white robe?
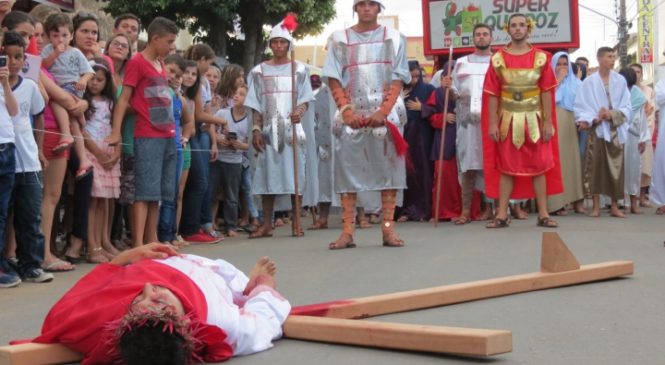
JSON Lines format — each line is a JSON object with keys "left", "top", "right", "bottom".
{"left": 162, "top": 255, "right": 291, "bottom": 356}
{"left": 650, "top": 79, "right": 665, "bottom": 205}
{"left": 246, "top": 61, "right": 319, "bottom": 209}
{"left": 624, "top": 87, "right": 651, "bottom": 196}
{"left": 574, "top": 71, "right": 632, "bottom": 144}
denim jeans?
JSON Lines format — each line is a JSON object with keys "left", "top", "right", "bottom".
{"left": 241, "top": 165, "right": 258, "bottom": 218}
{"left": 11, "top": 171, "right": 45, "bottom": 275}
{"left": 0, "top": 144, "right": 15, "bottom": 273}
{"left": 180, "top": 126, "right": 211, "bottom": 236}
{"left": 158, "top": 148, "right": 183, "bottom": 242}
{"left": 209, "top": 161, "right": 242, "bottom": 231}
{"left": 578, "top": 129, "right": 588, "bottom": 161}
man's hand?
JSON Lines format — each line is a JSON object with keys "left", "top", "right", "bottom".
{"left": 342, "top": 108, "right": 362, "bottom": 129}
{"left": 577, "top": 122, "right": 589, "bottom": 131}
{"left": 488, "top": 121, "right": 499, "bottom": 141}
{"left": 542, "top": 119, "right": 554, "bottom": 142}
{"left": 367, "top": 109, "right": 387, "bottom": 128}
{"left": 639, "top": 142, "right": 646, "bottom": 154}
{"left": 598, "top": 107, "right": 611, "bottom": 121}
{"left": 445, "top": 112, "right": 456, "bottom": 124}
{"left": 110, "top": 243, "right": 181, "bottom": 266}
{"left": 290, "top": 111, "right": 302, "bottom": 124}
{"left": 252, "top": 130, "right": 266, "bottom": 153}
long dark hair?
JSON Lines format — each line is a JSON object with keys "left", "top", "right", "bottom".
{"left": 70, "top": 11, "right": 99, "bottom": 47}
{"left": 83, "top": 57, "right": 115, "bottom": 120}
{"left": 104, "top": 33, "right": 132, "bottom": 77}
{"left": 182, "top": 60, "right": 200, "bottom": 101}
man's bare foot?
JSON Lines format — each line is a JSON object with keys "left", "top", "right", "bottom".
{"left": 243, "top": 257, "right": 277, "bottom": 295}
{"left": 610, "top": 206, "right": 625, "bottom": 218}
{"left": 630, "top": 206, "right": 643, "bottom": 214}
{"left": 248, "top": 256, "right": 277, "bottom": 279}
{"left": 588, "top": 207, "right": 601, "bottom": 217}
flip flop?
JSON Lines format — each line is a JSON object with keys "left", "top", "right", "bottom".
{"left": 486, "top": 218, "right": 509, "bottom": 229}
{"left": 42, "top": 259, "right": 75, "bottom": 272}
{"left": 75, "top": 166, "right": 93, "bottom": 181}
{"left": 537, "top": 216, "right": 559, "bottom": 228}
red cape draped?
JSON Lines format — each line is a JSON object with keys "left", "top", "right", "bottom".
{"left": 32, "top": 260, "right": 233, "bottom": 364}
{"left": 481, "top": 47, "right": 563, "bottom": 199}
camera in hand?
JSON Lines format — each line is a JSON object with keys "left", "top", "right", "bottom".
{"left": 228, "top": 132, "right": 238, "bottom": 140}
{"left": 0, "top": 56, "right": 7, "bottom": 68}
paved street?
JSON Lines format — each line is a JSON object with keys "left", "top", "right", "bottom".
{"left": 1, "top": 211, "right": 664, "bottom": 365}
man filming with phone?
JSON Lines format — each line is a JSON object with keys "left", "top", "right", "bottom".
{"left": 211, "top": 84, "right": 250, "bottom": 237}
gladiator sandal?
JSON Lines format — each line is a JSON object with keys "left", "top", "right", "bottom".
{"left": 329, "top": 193, "right": 357, "bottom": 250}
{"left": 381, "top": 189, "right": 404, "bottom": 247}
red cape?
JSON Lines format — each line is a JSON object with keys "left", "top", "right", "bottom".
{"left": 481, "top": 47, "right": 563, "bottom": 199}
{"left": 32, "top": 260, "right": 233, "bottom": 364}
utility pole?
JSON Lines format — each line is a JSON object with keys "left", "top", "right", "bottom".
{"left": 617, "top": 0, "right": 630, "bottom": 67}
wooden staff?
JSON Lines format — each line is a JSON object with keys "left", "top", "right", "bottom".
{"left": 433, "top": 42, "right": 454, "bottom": 227}
{"left": 291, "top": 48, "right": 302, "bottom": 236}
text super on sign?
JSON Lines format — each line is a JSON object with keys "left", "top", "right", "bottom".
{"left": 423, "top": 0, "right": 580, "bottom": 55}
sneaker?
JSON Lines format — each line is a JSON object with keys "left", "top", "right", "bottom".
{"left": 183, "top": 230, "right": 223, "bottom": 244}
{"left": 22, "top": 268, "right": 54, "bottom": 283}
{"left": 0, "top": 271, "right": 21, "bottom": 288}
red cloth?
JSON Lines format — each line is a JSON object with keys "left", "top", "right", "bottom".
{"left": 33, "top": 260, "right": 233, "bottom": 364}
{"left": 123, "top": 53, "right": 175, "bottom": 138}
{"left": 481, "top": 47, "right": 563, "bottom": 199}
{"left": 431, "top": 158, "right": 482, "bottom": 220}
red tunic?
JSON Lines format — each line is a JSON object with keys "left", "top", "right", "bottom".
{"left": 481, "top": 47, "right": 563, "bottom": 199}
{"left": 32, "top": 261, "right": 233, "bottom": 364}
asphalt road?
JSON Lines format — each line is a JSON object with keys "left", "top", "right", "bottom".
{"left": 1, "top": 210, "right": 664, "bottom": 365}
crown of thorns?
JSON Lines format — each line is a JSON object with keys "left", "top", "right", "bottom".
{"left": 502, "top": 16, "right": 536, "bottom": 33}
{"left": 107, "top": 310, "right": 204, "bottom": 365}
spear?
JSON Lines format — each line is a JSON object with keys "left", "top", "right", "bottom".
{"left": 284, "top": 13, "right": 302, "bottom": 236}
{"left": 433, "top": 40, "right": 454, "bottom": 227}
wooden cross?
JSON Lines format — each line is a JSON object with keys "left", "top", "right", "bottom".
{"left": 0, "top": 233, "right": 633, "bottom": 364}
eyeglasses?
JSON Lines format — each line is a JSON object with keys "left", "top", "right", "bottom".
{"left": 110, "top": 40, "right": 129, "bottom": 50}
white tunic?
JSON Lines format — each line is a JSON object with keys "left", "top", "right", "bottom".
{"left": 245, "top": 61, "right": 318, "bottom": 206}
{"left": 452, "top": 54, "right": 490, "bottom": 177}
{"left": 650, "top": 79, "right": 665, "bottom": 205}
{"left": 624, "top": 87, "right": 651, "bottom": 196}
{"left": 161, "top": 255, "right": 291, "bottom": 356}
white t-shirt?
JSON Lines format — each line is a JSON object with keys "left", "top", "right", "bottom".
{"left": 4, "top": 77, "right": 46, "bottom": 172}
{"left": 0, "top": 89, "right": 14, "bottom": 144}
{"left": 215, "top": 107, "right": 249, "bottom": 164}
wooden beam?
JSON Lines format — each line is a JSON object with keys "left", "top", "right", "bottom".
{"left": 283, "top": 315, "right": 512, "bottom": 357}
{"left": 0, "top": 343, "right": 81, "bottom": 365}
{"left": 541, "top": 232, "right": 581, "bottom": 272}
{"left": 291, "top": 261, "right": 633, "bottom": 319}
{"left": 0, "top": 314, "right": 513, "bottom": 364}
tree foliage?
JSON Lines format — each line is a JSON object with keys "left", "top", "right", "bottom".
{"left": 103, "top": 0, "right": 336, "bottom": 70}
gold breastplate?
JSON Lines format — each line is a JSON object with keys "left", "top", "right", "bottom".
{"left": 492, "top": 51, "right": 548, "bottom": 148}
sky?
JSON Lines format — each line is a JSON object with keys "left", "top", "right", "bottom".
{"left": 296, "top": 0, "right": 637, "bottom": 67}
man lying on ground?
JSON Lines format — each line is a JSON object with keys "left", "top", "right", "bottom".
{"left": 31, "top": 243, "right": 291, "bottom": 364}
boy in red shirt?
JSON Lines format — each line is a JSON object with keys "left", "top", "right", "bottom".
{"left": 107, "top": 17, "right": 179, "bottom": 247}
